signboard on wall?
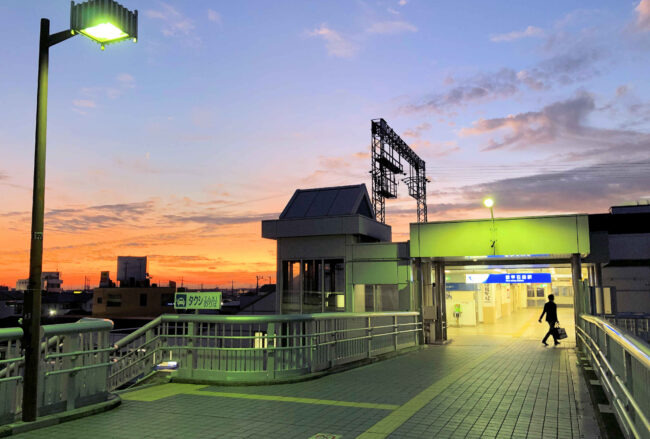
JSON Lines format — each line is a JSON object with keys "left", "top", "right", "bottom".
{"left": 466, "top": 273, "right": 552, "bottom": 284}
{"left": 174, "top": 292, "right": 222, "bottom": 310}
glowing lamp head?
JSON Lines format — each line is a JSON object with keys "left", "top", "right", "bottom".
{"left": 80, "top": 22, "right": 128, "bottom": 43}
{"left": 483, "top": 198, "right": 494, "bottom": 208}
{"left": 71, "top": 0, "right": 138, "bottom": 49}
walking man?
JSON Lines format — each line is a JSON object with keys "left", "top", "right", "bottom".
{"left": 538, "top": 294, "right": 559, "bottom": 346}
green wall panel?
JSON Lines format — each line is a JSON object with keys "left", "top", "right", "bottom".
{"left": 410, "top": 214, "right": 590, "bottom": 258}
{"left": 352, "top": 261, "right": 398, "bottom": 284}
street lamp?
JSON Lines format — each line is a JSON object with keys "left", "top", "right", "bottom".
{"left": 23, "top": 0, "right": 137, "bottom": 422}
{"left": 483, "top": 198, "right": 496, "bottom": 254}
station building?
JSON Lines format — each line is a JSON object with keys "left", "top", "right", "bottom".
{"left": 262, "top": 184, "right": 650, "bottom": 341}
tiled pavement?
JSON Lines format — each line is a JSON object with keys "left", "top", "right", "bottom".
{"left": 15, "top": 308, "right": 600, "bottom": 438}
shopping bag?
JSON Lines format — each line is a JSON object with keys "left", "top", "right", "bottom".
{"left": 555, "top": 324, "right": 568, "bottom": 340}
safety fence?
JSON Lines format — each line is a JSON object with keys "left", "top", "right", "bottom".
{"left": 109, "top": 312, "right": 421, "bottom": 390}
{"left": 0, "top": 328, "right": 23, "bottom": 424}
{"left": 0, "top": 319, "right": 113, "bottom": 425}
{"left": 577, "top": 314, "right": 650, "bottom": 439}
{"left": 0, "top": 313, "right": 420, "bottom": 424}
{"left": 606, "top": 315, "right": 650, "bottom": 343}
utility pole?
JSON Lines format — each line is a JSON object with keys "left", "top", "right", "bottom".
{"left": 256, "top": 275, "right": 265, "bottom": 294}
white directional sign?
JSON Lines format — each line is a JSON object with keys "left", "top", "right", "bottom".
{"left": 174, "top": 292, "right": 222, "bottom": 310}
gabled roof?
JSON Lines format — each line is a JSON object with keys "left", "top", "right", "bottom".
{"left": 279, "top": 184, "right": 375, "bottom": 219}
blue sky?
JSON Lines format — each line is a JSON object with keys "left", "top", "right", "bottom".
{"left": 1, "top": 1, "right": 649, "bottom": 287}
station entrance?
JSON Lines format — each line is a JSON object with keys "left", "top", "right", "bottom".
{"left": 410, "top": 213, "right": 591, "bottom": 343}
{"left": 443, "top": 264, "right": 586, "bottom": 342}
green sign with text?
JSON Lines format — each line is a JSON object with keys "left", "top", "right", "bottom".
{"left": 174, "top": 292, "right": 222, "bottom": 310}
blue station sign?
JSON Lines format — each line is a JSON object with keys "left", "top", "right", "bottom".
{"left": 466, "top": 273, "right": 552, "bottom": 284}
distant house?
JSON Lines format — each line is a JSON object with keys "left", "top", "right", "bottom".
{"left": 92, "top": 286, "right": 176, "bottom": 319}
{"left": 15, "top": 272, "right": 63, "bottom": 293}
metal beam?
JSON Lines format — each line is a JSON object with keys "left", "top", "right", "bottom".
{"left": 371, "top": 118, "right": 428, "bottom": 224}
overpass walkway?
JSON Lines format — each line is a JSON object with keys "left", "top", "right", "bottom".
{"left": 15, "top": 308, "right": 601, "bottom": 439}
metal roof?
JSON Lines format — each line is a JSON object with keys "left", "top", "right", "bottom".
{"left": 279, "top": 184, "right": 375, "bottom": 219}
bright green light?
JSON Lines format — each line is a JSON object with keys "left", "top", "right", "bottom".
{"left": 80, "top": 22, "right": 128, "bottom": 43}
{"left": 483, "top": 198, "right": 494, "bottom": 208}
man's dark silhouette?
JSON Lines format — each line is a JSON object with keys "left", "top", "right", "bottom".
{"left": 538, "top": 294, "right": 559, "bottom": 346}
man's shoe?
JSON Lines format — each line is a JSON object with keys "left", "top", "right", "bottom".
{"left": 554, "top": 342, "right": 560, "bottom": 346}
{"left": 542, "top": 342, "right": 548, "bottom": 346}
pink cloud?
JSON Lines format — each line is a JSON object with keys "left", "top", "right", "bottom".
{"left": 636, "top": 0, "right": 650, "bottom": 31}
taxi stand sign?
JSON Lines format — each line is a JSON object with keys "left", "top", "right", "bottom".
{"left": 174, "top": 292, "right": 222, "bottom": 310}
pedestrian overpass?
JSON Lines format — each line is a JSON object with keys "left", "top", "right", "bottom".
{"left": 2, "top": 207, "right": 648, "bottom": 437}
{"left": 1, "top": 304, "right": 648, "bottom": 438}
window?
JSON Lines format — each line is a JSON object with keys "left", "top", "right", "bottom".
{"left": 140, "top": 293, "right": 147, "bottom": 307}
{"left": 324, "top": 259, "right": 345, "bottom": 312}
{"left": 97, "top": 297, "right": 103, "bottom": 304}
{"left": 365, "top": 285, "right": 374, "bottom": 312}
{"left": 106, "top": 294, "right": 121, "bottom": 307}
{"left": 302, "top": 260, "right": 322, "bottom": 313}
{"left": 364, "top": 284, "right": 399, "bottom": 312}
{"left": 282, "top": 261, "right": 301, "bottom": 313}
{"left": 281, "top": 258, "right": 345, "bottom": 314}
{"left": 380, "top": 285, "right": 399, "bottom": 311}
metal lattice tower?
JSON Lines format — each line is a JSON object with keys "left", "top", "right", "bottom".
{"left": 371, "top": 118, "right": 428, "bottom": 223}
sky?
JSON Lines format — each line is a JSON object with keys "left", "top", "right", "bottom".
{"left": 1, "top": 1, "right": 649, "bottom": 289}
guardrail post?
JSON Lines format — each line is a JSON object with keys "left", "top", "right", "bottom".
{"left": 65, "top": 333, "right": 80, "bottom": 411}
{"left": 309, "top": 321, "right": 316, "bottom": 374}
{"left": 367, "top": 316, "right": 372, "bottom": 358}
{"left": 187, "top": 321, "right": 195, "bottom": 379}
{"left": 267, "top": 323, "right": 275, "bottom": 380}
{"left": 145, "top": 327, "right": 155, "bottom": 368}
{"left": 393, "top": 315, "right": 398, "bottom": 352}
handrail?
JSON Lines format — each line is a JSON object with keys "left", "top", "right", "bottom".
{"left": 113, "top": 312, "right": 419, "bottom": 350}
{"left": 43, "top": 319, "right": 114, "bottom": 335}
{"left": 109, "top": 312, "right": 421, "bottom": 390}
{"left": 580, "top": 314, "right": 650, "bottom": 367}
{"left": 161, "top": 311, "right": 419, "bottom": 323}
{"left": 113, "top": 315, "right": 162, "bottom": 349}
{"left": 0, "top": 328, "right": 23, "bottom": 341}
{"left": 578, "top": 314, "right": 650, "bottom": 439}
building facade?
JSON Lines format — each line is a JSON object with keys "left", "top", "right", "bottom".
{"left": 263, "top": 184, "right": 649, "bottom": 341}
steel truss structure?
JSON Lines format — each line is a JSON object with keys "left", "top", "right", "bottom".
{"left": 371, "top": 118, "right": 428, "bottom": 223}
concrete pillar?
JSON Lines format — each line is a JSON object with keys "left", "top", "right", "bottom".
{"left": 418, "top": 259, "right": 436, "bottom": 344}
{"left": 571, "top": 253, "right": 584, "bottom": 322}
{"left": 595, "top": 263, "right": 605, "bottom": 315}
{"left": 433, "top": 261, "right": 447, "bottom": 342}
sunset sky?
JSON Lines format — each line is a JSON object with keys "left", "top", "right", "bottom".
{"left": 1, "top": 1, "right": 649, "bottom": 289}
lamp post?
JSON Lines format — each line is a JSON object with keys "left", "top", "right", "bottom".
{"left": 23, "top": 0, "right": 137, "bottom": 422}
{"left": 483, "top": 198, "right": 496, "bottom": 254}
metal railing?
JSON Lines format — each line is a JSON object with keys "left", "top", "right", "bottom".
{"left": 0, "top": 319, "right": 113, "bottom": 425}
{"left": 109, "top": 312, "right": 421, "bottom": 390}
{"left": 40, "top": 320, "right": 114, "bottom": 415}
{"left": 607, "top": 316, "right": 650, "bottom": 343}
{"left": 577, "top": 314, "right": 650, "bottom": 439}
{"left": 0, "top": 328, "right": 24, "bottom": 424}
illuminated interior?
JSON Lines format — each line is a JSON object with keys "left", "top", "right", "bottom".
{"left": 444, "top": 265, "right": 586, "bottom": 328}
